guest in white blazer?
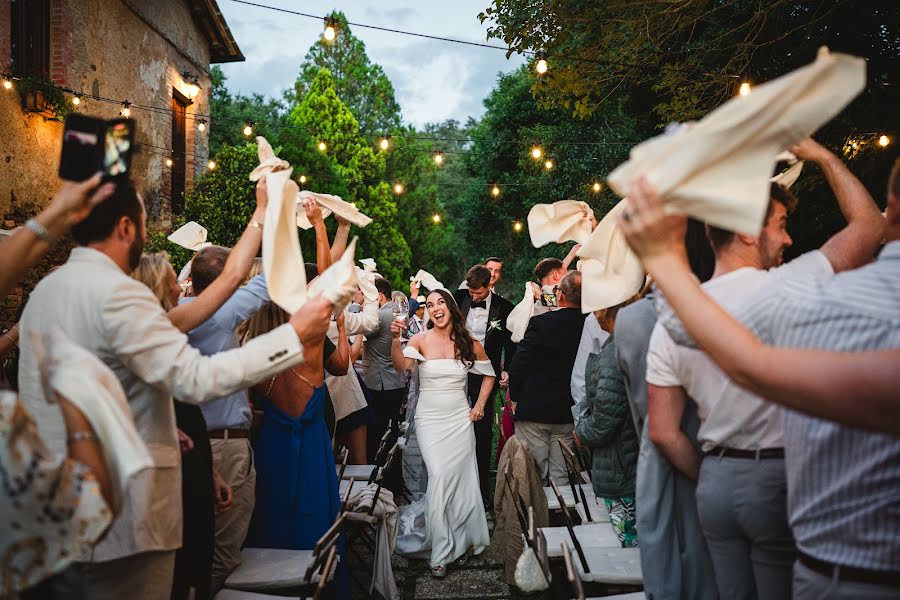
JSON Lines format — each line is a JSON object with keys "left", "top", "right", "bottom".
{"left": 17, "top": 180, "right": 333, "bottom": 599}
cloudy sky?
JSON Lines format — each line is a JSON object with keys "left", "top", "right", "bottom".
{"left": 217, "top": 1, "right": 526, "bottom": 128}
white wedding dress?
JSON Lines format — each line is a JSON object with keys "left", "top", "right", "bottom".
{"left": 396, "top": 347, "right": 493, "bottom": 567}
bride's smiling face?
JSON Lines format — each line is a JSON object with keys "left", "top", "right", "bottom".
{"left": 426, "top": 292, "right": 451, "bottom": 329}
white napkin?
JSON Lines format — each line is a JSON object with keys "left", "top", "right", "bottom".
{"left": 506, "top": 283, "right": 536, "bottom": 343}
{"left": 296, "top": 190, "right": 373, "bottom": 230}
{"left": 410, "top": 269, "right": 443, "bottom": 292}
{"left": 607, "top": 47, "right": 866, "bottom": 235}
{"left": 167, "top": 221, "right": 212, "bottom": 252}
{"left": 32, "top": 329, "right": 153, "bottom": 510}
{"left": 307, "top": 238, "right": 361, "bottom": 316}
{"left": 527, "top": 200, "right": 595, "bottom": 247}
{"left": 262, "top": 169, "right": 308, "bottom": 313}
{"left": 249, "top": 136, "right": 290, "bottom": 182}
{"left": 578, "top": 199, "right": 646, "bottom": 312}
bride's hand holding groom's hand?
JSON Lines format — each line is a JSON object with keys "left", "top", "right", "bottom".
{"left": 469, "top": 404, "right": 485, "bottom": 422}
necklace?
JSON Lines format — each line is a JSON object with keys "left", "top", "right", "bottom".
{"left": 265, "top": 368, "right": 315, "bottom": 396}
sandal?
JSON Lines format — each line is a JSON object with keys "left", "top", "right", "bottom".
{"left": 431, "top": 564, "right": 447, "bottom": 578}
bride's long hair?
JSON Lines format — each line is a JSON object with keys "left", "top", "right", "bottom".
{"left": 426, "top": 288, "right": 477, "bottom": 367}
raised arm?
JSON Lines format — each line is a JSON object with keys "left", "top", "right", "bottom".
{"left": 390, "top": 321, "right": 418, "bottom": 373}
{"left": 791, "top": 138, "right": 884, "bottom": 272}
{"left": 0, "top": 174, "right": 113, "bottom": 299}
{"left": 562, "top": 243, "right": 582, "bottom": 271}
{"left": 621, "top": 176, "right": 900, "bottom": 435}
{"left": 330, "top": 214, "right": 351, "bottom": 263}
{"left": 305, "top": 200, "right": 332, "bottom": 274}
{"left": 325, "top": 313, "right": 350, "bottom": 376}
{"left": 166, "top": 179, "right": 268, "bottom": 333}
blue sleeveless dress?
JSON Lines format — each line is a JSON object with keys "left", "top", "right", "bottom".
{"left": 245, "top": 385, "right": 347, "bottom": 597}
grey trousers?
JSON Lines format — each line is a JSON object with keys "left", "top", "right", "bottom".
{"left": 79, "top": 550, "right": 175, "bottom": 599}
{"left": 515, "top": 420, "right": 574, "bottom": 484}
{"left": 695, "top": 455, "right": 795, "bottom": 600}
{"left": 794, "top": 559, "right": 900, "bottom": 599}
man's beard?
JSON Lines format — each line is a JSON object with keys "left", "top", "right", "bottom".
{"left": 127, "top": 234, "right": 144, "bottom": 271}
{"left": 758, "top": 232, "right": 783, "bottom": 269}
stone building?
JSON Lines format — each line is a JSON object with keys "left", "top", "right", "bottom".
{"left": 0, "top": 0, "right": 242, "bottom": 327}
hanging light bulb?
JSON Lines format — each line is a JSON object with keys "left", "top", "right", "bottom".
{"left": 879, "top": 135, "right": 890, "bottom": 147}
{"left": 165, "top": 157, "right": 173, "bottom": 167}
{"left": 531, "top": 146, "right": 542, "bottom": 160}
{"left": 243, "top": 122, "right": 253, "bottom": 137}
{"left": 432, "top": 214, "right": 441, "bottom": 224}
{"left": 379, "top": 136, "right": 390, "bottom": 151}
{"left": 121, "top": 101, "right": 131, "bottom": 118}
{"left": 534, "top": 51, "right": 548, "bottom": 75}
{"left": 491, "top": 185, "right": 500, "bottom": 197}
{"left": 513, "top": 221, "right": 523, "bottom": 232}
{"left": 592, "top": 182, "right": 602, "bottom": 192}
{"left": 433, "top": 151, "right": 444, "bottom": 165}
{"left": 207, "top": 160, "right": 216, "bottom": 170}
{"left": 299, "top": 174, "right": 307, "bottom": 184}
{"left": 318, "top": 141, "right": 327, "bottom": 152}
{"left": 544, "top": 159, "right": 553, "bottom": 171}
{"left": 323, "top": 16, "right": 337, "bottom": 42}
{"left": 739, "top": 82, "right": 751, "bottom": 96}
{"left": 2, "top": 78, "right": 11, "bottom": 90}
{"left": 72, "top": 93, "right": 81, "bottom": 106}
{"left": 393, "top": 182, "right": 404, "bottom": 195}
{"left": 197, "top": 119, "right": 207, "bottom": 132}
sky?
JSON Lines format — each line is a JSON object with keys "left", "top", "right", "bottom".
{"left": 216, "top": 0, "right": 526, "bottom": 128}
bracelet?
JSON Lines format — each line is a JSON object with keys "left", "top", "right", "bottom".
{"left": 67, "top": 430, "right": 97, "bottom": 445}
{"left": 25, "top": 218, "right": 58, "bottom": 245}
{"left": 249, "top": 220, "right": 263, "bottom": 230}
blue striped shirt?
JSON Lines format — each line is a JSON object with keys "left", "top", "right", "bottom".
{"left": 745, "top": 241, "right": 900, "bottom": 570}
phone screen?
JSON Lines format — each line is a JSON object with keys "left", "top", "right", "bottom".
{"left": 103, "top": 121, "right": 132, "bottom": 178}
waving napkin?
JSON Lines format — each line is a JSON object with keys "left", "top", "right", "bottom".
{"left": 527, "top": 200, "right": 595, "bottom": 247}
{"left": 308, "top": 238, "right": 361, "bottom": 315}
{"left": 33, "top": 329, "right": 153, "bottom": 510}
{"left": 410, "top": 269, "right": 443, "bottom": 292}
{"left": 356, "top": 259, "right": 380, "bottom": 302}
{"left": 607, "top": 47, "right": 866, "bottom": 236}
{"left": 262, "top": 169, "right": 308, "bottom": 313}
{"left": 249, "top": 136, "right": 289, "bottom": 182}
{"left": 167, "top": 221, "right": 212, "bottom": 252}
{"left": 578, "top": 200, "right": 646, "bottom": 312}
{"left": 506, "top": 283, "right": 536, "bottom": 343}
{"left": 296, "top": 190, "right": 373, "bottom": 230}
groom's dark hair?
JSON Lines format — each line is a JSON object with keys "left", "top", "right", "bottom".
{"left": 374, "top": 277, "right": 392, "bottom": 298}
{"left": 465, "top": 265, "right": 491, "bottom": 289}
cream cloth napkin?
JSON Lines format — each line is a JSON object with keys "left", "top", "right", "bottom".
{"left": 296, "top": 190, "right": 373, "bottom": 230}
{"left": 506, "top": 283, "right": 536, "bottom": 343}
{"left": 607, "top": 47, "right": 866, "bottom": 236}
{"left": 167, "top": 221, "right": 211, "bottom": 251}
{"left": 307, "top": 238, "right": 360, "bottom": 316}
{"left": 527, "top": 200, "right": 595, "bottom": 247}
{"left": 410, "top": 269, "right": 443, "bottom": 292}
{"left": 32, "top": 329, "right": 153, "bottom": 510}
{"left": 357, "top": 259, "right": 380, "bottom": 303}
{"left": 578, "top": 199, "right": 646, "bottom": 312}
{"left": 249, "top": 136, "right": 289, "bottom": 182}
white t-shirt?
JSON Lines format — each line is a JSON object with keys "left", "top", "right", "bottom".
{"left": 646, "top": 251, "right": 833, "bottom": 452}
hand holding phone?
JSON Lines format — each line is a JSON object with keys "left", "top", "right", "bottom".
{"left": 59, "top": 114, "right": 135, "bottom": 182}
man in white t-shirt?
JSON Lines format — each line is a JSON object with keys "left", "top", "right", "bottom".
{"left": 645, "top": 138, "right": 885, "bottom": 600}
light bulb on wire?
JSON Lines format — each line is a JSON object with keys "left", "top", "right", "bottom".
{"left": 165, "top": 157, "right": 173, "bottom": 167}
{"left": 544, "top": 159, "right": 553, "bottom": 171}
{"left": 432, "top": 214, "right": 441, "bottom": 224}
{"left": 2, "top": 78, "right": 11, "bottom": 90}
{"left": 72, "top": 94, "right": 81, "bottom": 106}
{"left": 534, "top": 51, "right": 548, "bottom": 75}
{"left": 243, "top": 122, "right": 253, "bottom": 137}
{"left": 513, "top": 221, "right": 523, "bottom": 233}
{"left": 207, "top": 160, "right": 216, "bottom": 170}
{"left": 592, "top": 182, "right": 602, "bottom": 192}
{"left": 121, "top": 101, "right": 131, "bottom": 118}
{"left": 393, "top": 182, "right": 404, "bottom": 195}
{"left": 433, "top": 151, "right": 444, "bottom": 165}
{"left": 491, "top": 185, "right": 500, "bottom": 197}
{"left": 739, "top": 82, "right": 751, "bottom": 96}
{"left": 323, "top": 16, "right": 337, "bottom": 42}
{"left": 531, "top": 146, "right": 542, "bottom": 160}
{"left": 879, "top": 135, "right": 890, "bottom": 147}
{"left": 318, "top": 141, "right": 327, "bottom": 152}
{"left": 299, "top": 174, "right": 307, "bottom": 184}
{"left": 197, "top": 119, "right": 207, "bottom": 132}
{"left": 379, "top": 136, "right": 390, "bottom": 151}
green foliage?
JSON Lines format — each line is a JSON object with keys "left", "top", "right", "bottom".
{"left": 289, "top": 12, "right": 402, "bottom": 134}
{"left": 15, "top": 76, "right": 76, "bottom": 121}
{"left": 208, "top": 66, "right": 288, "bottom": 156}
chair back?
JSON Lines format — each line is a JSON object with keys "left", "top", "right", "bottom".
{"left": 549, "top": 480, "right": 590, "bottom": 573}
{"left": 561, "top": 541, "right": 586, "bottom": 600}
{"left": 310, "top": 544, "right": 339, "bottom": 600}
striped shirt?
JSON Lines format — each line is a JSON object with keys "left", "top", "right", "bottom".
{"left": 744, "top": 240, "right": 900, "bottom": 570}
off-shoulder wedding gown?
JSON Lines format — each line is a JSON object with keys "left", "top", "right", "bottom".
{"left": 396, "top": 347, "right": 493, "bottom": 567}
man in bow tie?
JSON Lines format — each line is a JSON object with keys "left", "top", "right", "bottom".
{"left": 453, "top": 265, "right": 516, "bottom": 506}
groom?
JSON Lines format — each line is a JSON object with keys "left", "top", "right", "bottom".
{"left": 454, "top": 264, "right": 516, "bottom": 506}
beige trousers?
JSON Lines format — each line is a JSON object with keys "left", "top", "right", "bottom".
{"left": 515, "top": 420, "right": 575, "bottom": 484}
{"left": 209, "top": 437, "right": 256, "bottom": 594}
{"left": 79, "top": 550, "right": 175, "bottom": 599}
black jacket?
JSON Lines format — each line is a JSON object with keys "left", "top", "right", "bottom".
{"left": 453, "top": 289, "right": 516, "bottom": 377}
{"left": 509, "top": 307, "right": 584, "bottom": 424}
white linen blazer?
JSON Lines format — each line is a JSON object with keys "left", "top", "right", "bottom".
{"left": 18, "top": 247, "right": 305, "bottom": 562}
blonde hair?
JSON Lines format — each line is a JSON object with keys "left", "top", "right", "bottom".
{"left": 245, "top": 257, "right": 264, "bottom": 284}
{"left": 132, "top": 252, "right": 176, "bottom": 311}
{"left": 239, "top": 300, "right": 288, "bottom": 346}
{"left": 596, "top": 291, "right": 644, "bottom": 334}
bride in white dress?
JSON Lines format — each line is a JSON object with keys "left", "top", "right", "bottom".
{"left": 389, "top": 288, "right": 496, "bottom": 577}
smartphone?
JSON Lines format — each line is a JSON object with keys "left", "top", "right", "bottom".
{"left": 59, "top": 114, "right": 135, "bottom": 182}
{"left": 540, "top": 292, "right": 558, "bottom": 308}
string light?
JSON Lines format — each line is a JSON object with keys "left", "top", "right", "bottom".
{"left": 323, "top": 16, "right": 337, "bottom": 42}
{"left": 71, "top": 93, "right": 81, "bottom": 106}
{"left": 531, "top": 146, "right": 542, "bottom": 159}
{"left": 121, "top": 101, "right": 131, "bottom": 117}
{"left": 318, "top": 141, "right": 327, "bottom": 152}
{"left": 544, "top": 159, "right": 553, "bottom": 170}
{"left": 433, "top": 150, "right": 444, "bottom": 165}
{"left": 299, "top": 174, "right": 307, "bottom": 184}
{"left": 739, "top": 82, "right": 751, "bottom": 96}
{"left": 207, "top": 160, "right": 216, "bottom": 170}
{"left": 243, "top": 122, "right": 254, "bottom": 136}
{"left": 379, "top": 136, "right": 390, "bottom": 151}
{"left": 592, "top": 182, "right": 602, "bottom": 192}
{"left": 879, "top": 135, "right": 890, "bottom": 147}
{"left": 197, "top": 119, "right": 207, "bottom": 132}
{"left": 393, "top": 182, "right": 404, "bottom": 194}
{"left": 534, "top": 51, "right": 548, "bottom": 75}
{"left": 165, "top": 157, "right": 173, "bottom": 167}
{"left": 491, "top": 185, "right": 501, "bottom": 197}
{"left": 513, "top": 221, "right": 523, "bottom": 232}
{"left": 432, "top": 214, "right": 441, "bottom": 223}
{"left": 2, "top": 78, "right": 11, "bottom": 90}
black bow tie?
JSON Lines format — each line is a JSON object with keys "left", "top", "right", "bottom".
{"left": 471, "top": 300, "right": 487, "bottom": 309}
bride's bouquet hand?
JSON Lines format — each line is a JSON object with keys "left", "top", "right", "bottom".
{"left": 469, "top": 406, "right": 485, "bottom": 421}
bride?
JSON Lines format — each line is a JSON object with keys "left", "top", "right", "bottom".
{"left": 390, "top": 288, "right": 496, "bottom": 577}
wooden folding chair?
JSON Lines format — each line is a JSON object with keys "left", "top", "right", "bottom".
{"left": 559, "top": 440, "right": 595, "bottom": 522}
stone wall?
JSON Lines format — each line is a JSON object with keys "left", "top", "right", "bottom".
{"left": 0, "top": 0, "right": 217, "bottom": 328}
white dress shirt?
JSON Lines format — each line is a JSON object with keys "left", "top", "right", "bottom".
{"left": 465, "top": 292, "right": 492, "bottom": 343}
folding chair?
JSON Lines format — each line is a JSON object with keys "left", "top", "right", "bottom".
{"left": 222, "top": 513, "right": 345, "bottom": 595}
{"left": 549, "top": 480, "right": 591, "bottom": 575}
{"left": 558, "top": 440, "right": 596, "bottom": 523}
{"left": 216, "top": 545, "right": 338, "bottom": 600}
{"left": 338, "top": 426, "right": 392, "bottom": 482}
{"left": 336, "top": 447, "right": 349, "bottom": 482}
{"left": 502, "top": 472, "right": 552, "bottom": 588}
